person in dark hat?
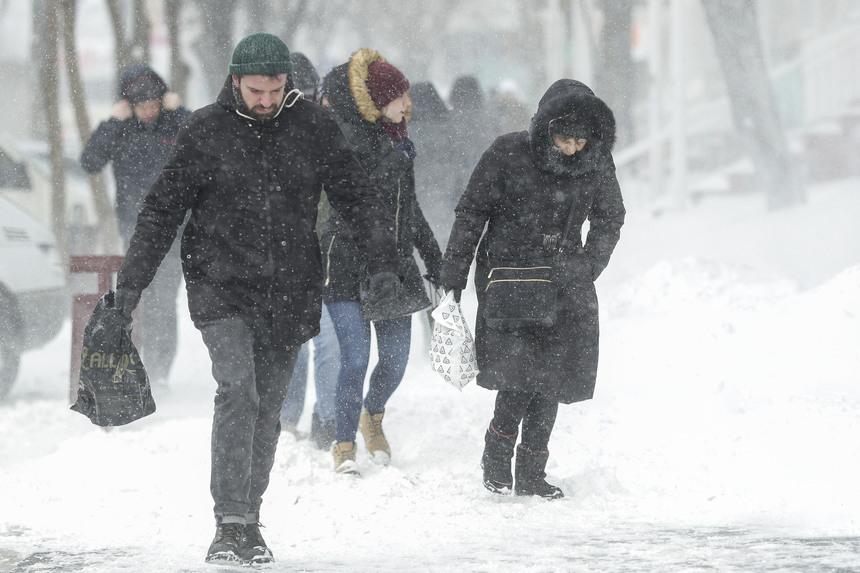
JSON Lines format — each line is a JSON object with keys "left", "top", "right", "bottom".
{"left": 320, "top": 49, "right": 442, "bottom": 476}
{"left": 109, "top": 33, "right": 400, "bottom": 565}
{"left": 278, "top": 52, "right": 340, "bottom": 450}
{"left": 440, "top": 79, "right": 626, "bottom": 500}
{"left": 290, "top": 52, "right": 320, "bottom": 102}
{"left": 80, "top": 63, "right": 190, "bottom": 387}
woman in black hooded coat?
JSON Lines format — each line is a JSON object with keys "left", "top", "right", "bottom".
{"left": 320, "top": 49, "right": 442, "bottom": 475}
{"left": 440, "top": 79, "right": 625, "bottom": 498}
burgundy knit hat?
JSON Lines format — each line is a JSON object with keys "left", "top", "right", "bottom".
{"left": 366, "top": 61, "right": 410, "bottom": 108}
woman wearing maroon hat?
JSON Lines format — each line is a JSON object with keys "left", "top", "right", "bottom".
{"left": 320, "top": 49, "right": 442, "bottom": 475}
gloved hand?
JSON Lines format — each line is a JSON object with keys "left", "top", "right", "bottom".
{"left": 113, "top": 288, "right": 141, "bottom": 319}
{"left": 441, "top": 285, "right": 461, "bottom": 303}
{"left": 423, "top": 261, "right": 442, "bottom": 289}
{"left": 393, "top": 137, "right": 417, "bottom": 160}
{"left": 365, "top": 271, "right": 401, "bottom": 306}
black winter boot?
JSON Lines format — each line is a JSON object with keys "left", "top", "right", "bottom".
{"left": 311, "top": 411, "right": 336, "bottom": 450}
{"left": 514, "top": 445, "right": 564, "bottom": 500}
{"left": 240, "top": 522, "right": 274, "bottom": 564}
{"left": 481, "top": 424, "right": 518, "bottom": 494}
{"left": 206, "top": 522, "right": 244, "bottom": 563}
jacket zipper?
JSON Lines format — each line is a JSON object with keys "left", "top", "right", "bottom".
{"left": 395, "top": 178, "right": 402, "bottom": 250}
{"left": 324, "top": 235, "right": 335, "bottom": 286}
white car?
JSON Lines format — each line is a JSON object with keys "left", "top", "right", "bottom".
{"left": 0, "top": 157, "right": 67, "bottom": 400}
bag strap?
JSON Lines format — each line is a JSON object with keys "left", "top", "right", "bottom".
{"left": 556, "top": 195, "right": 579, "bottom": 255}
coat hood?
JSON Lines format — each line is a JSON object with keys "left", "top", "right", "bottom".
{"left": 119, "top": 63, "right": 168, "bottom": 104}
{"left": 528, "top": 79, "right": 616, "bottom": 176}
{"left": 322, "top": 49, "right": 410, "bottom": 125}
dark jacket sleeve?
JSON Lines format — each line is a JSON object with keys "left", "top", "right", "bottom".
{"left": 317, "top": 120, "right": 398, "bottom": 277}
{"left": 410, "top": 196, "right": 442, "bottom": 269}
{"left": 440, "top": 140, "right": 505, "bottom": 290}
{"left": 80, "top": 118, "right": 122, "bottom": 173}
{"left": 116, "top": 120, "right": 202, "bottom": 293}
{"left": 584, "top": 160, "right": 625, "bottom": 280}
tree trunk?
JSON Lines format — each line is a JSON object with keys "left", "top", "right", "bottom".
{"left": 594, "top": 0, "right": 636, "bottom": 146}
{"left": 701, "top": 0, "right": 805, "bottom": 210}
{"left": 106, "top": 0, "right": 132, "bottom": 82}
{"left": 132, "top": 0, "right": 151, "bottom": 63}
{"left": 61, "top": 0, "right": 121, "bottom": 255}
{"left": 42, "top": 0, "right": 67, "bottom": 264}
{"left": 191, "top": 0, "right": 238, "bottom": 98}
{"left": 165, "top": 0, "right": 189, "bottom": 99}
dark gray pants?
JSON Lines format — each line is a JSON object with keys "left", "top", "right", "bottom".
{"left": 199, "top": 317, "right": 300, "bottom": 525}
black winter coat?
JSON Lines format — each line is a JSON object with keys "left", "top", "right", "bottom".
{"left": 80, "top": 106, "right": 190, "bottom": 239}
{"left": 116, "top": 76, "right": 398, "bottom": 348}
{"left": 441, "top": 79, "right": 626, "bottom": 404}
{"left": 320, "top": 51, "right": 442, "bottom": 314}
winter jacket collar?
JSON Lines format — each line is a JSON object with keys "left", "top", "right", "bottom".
{"left": 215, "top": 75, "right": 302, "bottom": 123}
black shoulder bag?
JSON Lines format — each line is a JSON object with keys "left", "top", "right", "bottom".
{"left": 482, "top": 199, "right": 578, "bottom": 330}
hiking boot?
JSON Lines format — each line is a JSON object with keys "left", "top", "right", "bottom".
{"left": 359, "top": 408, "right": 390, "bottom": 464}
{"left": 481, "top": 424, "right": 517, "bottom": 494}
{"left": 332, "top": 441, "right": 360, "bottom": 475}
{"left": 205, "top": 522, "right": 244, "bottom": 563}
{"left": 311, "top": 411, "right": 336, "bottom": 450}
{"left": 514, "top": 445, "right": 564, "bottom": 500}
{"left": 240, "top": 522, "right": 274, "bottom": 564}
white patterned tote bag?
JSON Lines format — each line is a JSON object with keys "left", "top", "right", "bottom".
{"left": 429, "top": 291, "right": 479, "bottom": 389}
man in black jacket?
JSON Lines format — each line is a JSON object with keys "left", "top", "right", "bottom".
{"left": 112, "top": 33, "right": 400, "bottom": 565}
{"left": 80, "top": 63, "right": 190, "bottom": 385}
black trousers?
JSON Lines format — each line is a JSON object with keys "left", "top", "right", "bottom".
{"left": 491, "top": 390, "right": 559, "bottom": 452}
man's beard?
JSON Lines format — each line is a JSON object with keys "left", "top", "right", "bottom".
{"left": 232, "top": 83, "right": 281, "bottom": 122}
{"left": 248, "top": 104, "right": 280, "bottom": 121}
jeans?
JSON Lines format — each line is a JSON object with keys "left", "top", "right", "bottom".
{"left": 491, "top": 391, "right": 559, "bottom": 452}
{"left": 198, "top": 317, "right": 300, "bottom": 524}
{"left": 280, "top": 304, "right": 339, "bottom": 427}
{"left": 326, "top": 301, "right": 412, "bottom": 444}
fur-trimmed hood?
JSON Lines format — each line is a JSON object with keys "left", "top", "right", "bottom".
{"left": 322, "top": 48, "right": 410, "bottom": 125}
{"left": 528, "top": 79, "right": 616, "bottom": 176}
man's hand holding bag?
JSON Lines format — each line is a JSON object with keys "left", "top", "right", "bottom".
{"left": 70, "top": 290, "right": 155, "bottom": 427}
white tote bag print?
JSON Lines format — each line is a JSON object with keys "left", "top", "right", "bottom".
{"left": 429, "top": 291, "right": 479, "bottom": 389}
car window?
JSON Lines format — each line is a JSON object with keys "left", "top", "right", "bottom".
{"left": 0, "top": 148, "right": 31, "bottom": 190}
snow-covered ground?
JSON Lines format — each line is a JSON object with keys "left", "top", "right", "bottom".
{"left": 2, "top": 178, "right": 860, "bottom": 572}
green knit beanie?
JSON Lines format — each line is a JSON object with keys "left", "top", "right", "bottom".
{"left": 229, "top": 32, "right": 293, "bottom": 77}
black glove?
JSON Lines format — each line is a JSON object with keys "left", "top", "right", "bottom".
{"left": 365, "top": 271, "right": 401, "bottom": 306}
{"left": 441, "top": 286, "right": 461, "bottom": 303}
{"left": 393, "top": 137, "right": 417, "bottom": 160}
{"left": 112, "top": 288, "right": 141, "bottom": 319}
{"left": 423, "top": 261, "right": 442, "bottom": 289}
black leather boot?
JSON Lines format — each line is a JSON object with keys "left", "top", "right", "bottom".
{"left": 514, "top": 445, "right": 564, "bottom": 499}
{"left": 481, "top": 424, "right": 518, "bottom": 494}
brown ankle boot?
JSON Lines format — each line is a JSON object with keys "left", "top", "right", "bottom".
{"left": 359, "top": 409, "right": 391, "bottom": 464}
{"left": 331, "top": 441, "right": 359, "bottom": 475}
